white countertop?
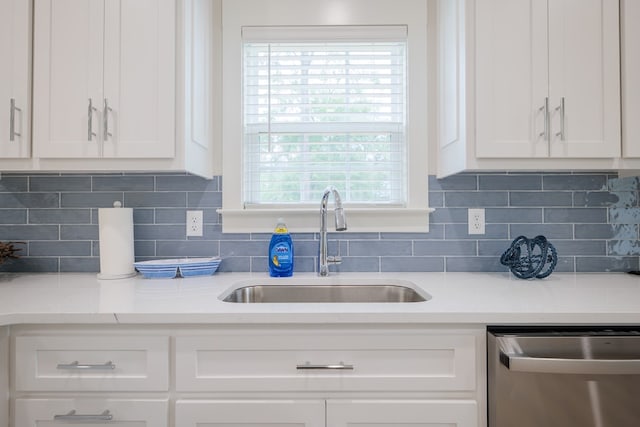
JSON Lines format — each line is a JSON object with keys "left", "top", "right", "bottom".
{"left": 0, "top": 272, "right": 639, "bottom": 325}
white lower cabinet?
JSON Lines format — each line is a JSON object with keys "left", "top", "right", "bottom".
{"left": 174, "top": 326, "right": 485, "bottom": 427}
{"left": 9, "top": 325, "right": 485, "bottom": 427}
{"left": 10, "top": 329, "right": 171, "bottom": 427}
{"left": 175, "top": 399, "right": 477, "bottom": 427}
{"left": 15, "top": 399, "right": 168, "bottom": 426}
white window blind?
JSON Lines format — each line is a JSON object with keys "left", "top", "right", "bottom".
{"left": 243, "top": 26, "right": 407, "bottom": 207}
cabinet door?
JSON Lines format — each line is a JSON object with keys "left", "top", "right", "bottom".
{"left": 327, "top": 400, "right": 478, "bottom": 427}
{"left": 547, "top": 0, "right": 620, "bottom": 157}
{"left": 175, "top": 400, "right": 325, "bottom": 427}
{"left": 0, "top": 0, "right": 30, "bottom": 158}
{"left": 621, "top": 0, "right": 640, "bottom": 157}
{"left": 475, "top": 0, "right": 549, "bottom": 158}
{"left": 0, "top": 327, "right": 7, "bottom": 427}
{"left": 32, "top": 0, "right": 104, "bottom": 158}
{"left": 15, "top": 399, "right": 168, "bottom": 427}
{"left": 102, "top": 0, "right": 175, "bottom": 158}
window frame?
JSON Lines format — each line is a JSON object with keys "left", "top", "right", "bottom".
{"left": 218, "top": 0, "right": 432, "bottom": 233}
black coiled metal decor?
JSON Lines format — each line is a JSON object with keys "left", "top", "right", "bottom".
{"left": 500, "top": 235, "right": 558, "bottom": 279}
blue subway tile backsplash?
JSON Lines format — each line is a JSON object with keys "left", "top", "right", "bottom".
{"left": 479, "top": 174, "right": 542, "bottom": 190}
{"left": 510, "top": 191, "right": 573, "bottom": 207}
{"left": 542, "top": 174, "right": 609, "bottom": 190}
{"left": 30, "top": 175, "right": 92, "bottom": 192}
{"left": 0, "top": 172, "right": 639, "bottom": 274}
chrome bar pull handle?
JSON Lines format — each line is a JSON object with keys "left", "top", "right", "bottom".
{"left": 10, "top": 98, "right": 21, "bottom": 141}
{"left": 500, "top": 351, "right": 640, "bottom": 375}
{"left": 56, "top": 360, "right": 116, "bottom": 370}
{"left": 538, "top": 97, "right": 549, "bottom": 140}
{"left": 296, "top": 361, "right": 354, "bottom": 370}
{"left": 54, "top": 410, "right": 113, "bottom": 422}
{"left": 555, "top": 97, "right": 565, "bottom": 141}
{"left": 103, "top": 98, "right": 113, "bottom": 141}
{"left": 88, "top": 98, "right": 98, "bottom": 141}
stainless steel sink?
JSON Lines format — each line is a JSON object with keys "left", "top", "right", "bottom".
{"left": 220, "top": 280, "right": 430, "bottom": 303}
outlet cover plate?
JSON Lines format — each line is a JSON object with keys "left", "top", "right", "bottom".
{"left": 468, "top": 208, "right": 485, "bottom": 235}
{"left": 186, "top": 210, "right": 203, "bottom": 237}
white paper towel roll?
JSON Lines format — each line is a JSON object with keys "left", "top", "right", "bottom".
{"left": 98, "top": 203, "right": 136, "bottom": 279}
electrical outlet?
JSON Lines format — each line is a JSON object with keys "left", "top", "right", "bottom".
{"left": 186, "top": 210, "right": 203, "bottom": 237}
{"left": 468, "top": 208, "right": 485, "bottom": 235}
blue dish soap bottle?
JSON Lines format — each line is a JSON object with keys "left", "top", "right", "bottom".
{"left": 268, "top": 218, "right": 294, "bottom": 277}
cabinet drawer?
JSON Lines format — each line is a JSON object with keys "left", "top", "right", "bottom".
{"left": 15, "top": 336, "right": 169, "bottom": 391}
{"left": 176, "top": 399, "right": 325, "bottom": 427}
{"left": 176, "top": 329, "right": 478, "bottom": 392}
{"left": 327, "top": 399, "right": 478, "bottom": 427}
{"left": 15, "top": 398, "right": 168, "bottom": 427}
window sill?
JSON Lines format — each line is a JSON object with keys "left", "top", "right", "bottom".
{"left": 217, "top": 208, "right": 434, "bottom": 233}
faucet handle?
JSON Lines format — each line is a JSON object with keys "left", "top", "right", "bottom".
{"left": 327, "top": 256, "right": 342, "bottom": 265}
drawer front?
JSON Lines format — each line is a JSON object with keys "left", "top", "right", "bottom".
{"left": 176, "top": 399, "right": 325, "bottom": 427}
{"left": 15, "top": 336, "right": 169, "bottom": 391}
{"left": 176, "top": 329, "right": 478, "bottom": 392}
{"left": 327, "top": 399, "right": 478, "bottom": 427}
{"left": 15, "top": 398, "right": 168, "bottom": 427}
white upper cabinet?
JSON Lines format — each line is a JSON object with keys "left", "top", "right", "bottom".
{"left": 622, "top": 0, "right": 640, "bottom": 158}
{"left": 547, "top": 0, "right": 620, "bottom": 158}
{"left": 0, "top": 0, "right": 31, "bottom": 158}
{"left": 33, "top": 0, "right": 175, "bottom": 159}
{"left": 26, "top": 0, "right": 217, "bottom": 177}
{"left": 475, "top": 0, "right": 549, "bottom": 158}
{"left": 438, "top": 0, "right": 623, "bottom": 177}
{"left": 475, "top": 0, "right": 620, "bottom": 159}
{"left": 102, "top": 0, "right": 175, "bottom": 158}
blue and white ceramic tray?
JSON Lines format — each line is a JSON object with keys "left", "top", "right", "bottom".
{"left": 134, "top": 257, "right": 221, "bottom": 279}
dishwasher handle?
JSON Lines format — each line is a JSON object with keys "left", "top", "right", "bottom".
{"left": 500, "top": 351, "right": 640, "bottom": 375}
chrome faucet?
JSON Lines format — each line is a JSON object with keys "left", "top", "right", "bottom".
{"left": 318, "top": 186, "right": 347, "bottom": 276}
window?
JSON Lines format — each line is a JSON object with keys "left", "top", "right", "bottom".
{"left": 243, "top": 27, "right": 407, "bottom": 207}
{"left": 220, "top": 0, "right": 431, "bottom": 232}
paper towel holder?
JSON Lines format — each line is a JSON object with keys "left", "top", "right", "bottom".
{"left": 97, "top": 200, "right": 137, "bottom": 280}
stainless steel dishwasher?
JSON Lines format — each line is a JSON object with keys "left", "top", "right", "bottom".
{"left": 488, "top": 327, "right": 640, "bottom": 427}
